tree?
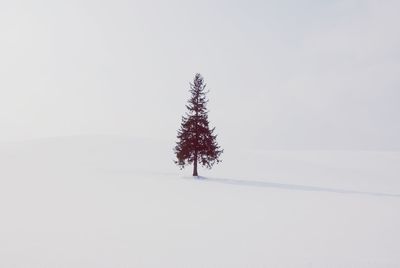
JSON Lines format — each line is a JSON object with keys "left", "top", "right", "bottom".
{"left": 174, "top": 73, "right": 223, "bottom": 177}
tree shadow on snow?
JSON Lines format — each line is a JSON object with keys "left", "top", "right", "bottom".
{"left": 198, "top": 176, "right": 400, "bottom": 198}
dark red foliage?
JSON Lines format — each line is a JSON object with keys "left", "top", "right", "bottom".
{"left": 174, "top": 73, "right": 223, "bottom": 175}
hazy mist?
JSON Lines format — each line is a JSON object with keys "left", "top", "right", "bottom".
{"left": 1, "top": 0, "right": 399, "bottom": 150}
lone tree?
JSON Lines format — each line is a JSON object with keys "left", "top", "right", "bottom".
{"left": 174, "top": 73, "right": 223, "bottom": 177}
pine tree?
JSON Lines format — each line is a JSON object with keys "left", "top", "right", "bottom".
{"left": 174, "top": 73, "right": 223, "bottom": 177}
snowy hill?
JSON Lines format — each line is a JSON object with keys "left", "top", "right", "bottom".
{"left": 0, "top": 136, "right": 399, "bottom": 267}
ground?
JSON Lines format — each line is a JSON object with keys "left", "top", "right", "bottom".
{"left": 0, "top": 136, "right": 399, "bottom": 267}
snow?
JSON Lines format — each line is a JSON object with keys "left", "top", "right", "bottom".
{"left": 0, "top": 136, "right": 399, "bottom": 267}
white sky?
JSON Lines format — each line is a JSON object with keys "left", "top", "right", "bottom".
{"left": 0, "top": 0, "right": 399, "bottom": 149}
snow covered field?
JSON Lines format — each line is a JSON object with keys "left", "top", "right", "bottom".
{"left": 1, "top": 136, "right": 399, "bottom": 267}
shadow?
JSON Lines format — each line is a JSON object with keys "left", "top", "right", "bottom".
{"left": 198, "top": 176, "right": 400, "bottom": 198}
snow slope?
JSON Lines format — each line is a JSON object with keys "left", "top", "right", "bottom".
{"left": 0, "top": 136, "right": 399, "bottom": 267}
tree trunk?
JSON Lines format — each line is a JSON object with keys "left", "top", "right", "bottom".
{"left": 193, "top": 152, "right": 198, "bottom": 177}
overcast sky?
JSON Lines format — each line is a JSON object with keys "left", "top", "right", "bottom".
{"left": 0, "top": 0, "right": 399, "bottom": 149}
